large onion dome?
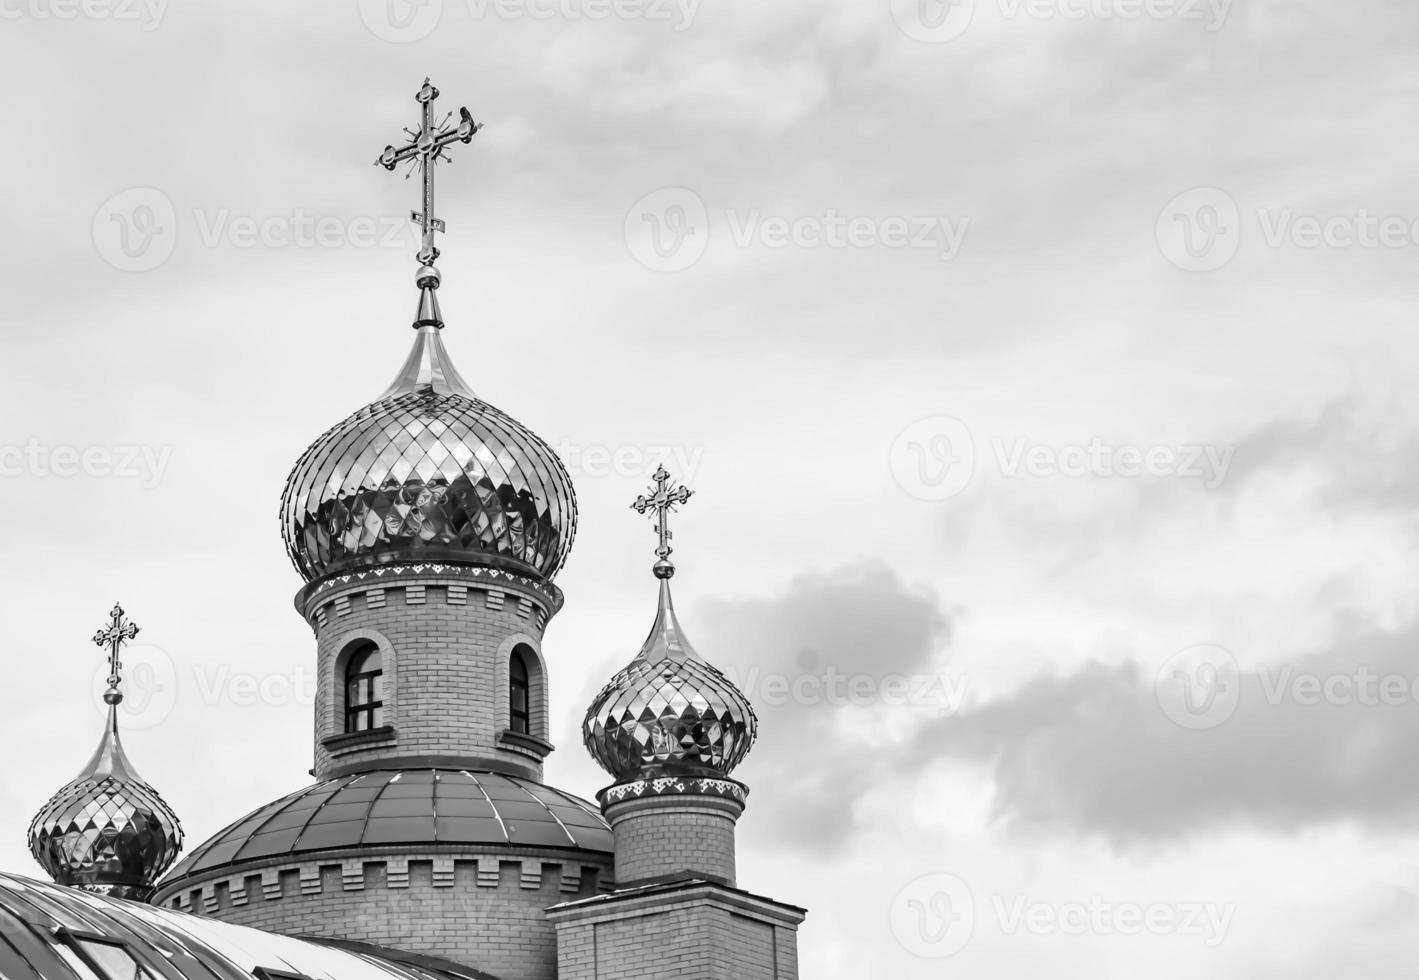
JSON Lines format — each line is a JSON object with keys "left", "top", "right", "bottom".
{"left": 280, "top": 295, "right": 577, "bottom": 583}
{"left": 29, "top": 705, "right": 184, "bottom": 902}
{"left": 584, "top": 575, "right": 757, "bottom": 782}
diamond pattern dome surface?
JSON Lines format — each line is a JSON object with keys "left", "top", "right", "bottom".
{"left": 28, "top": 710, "right": 183, "bottom": 900}
{"left": 164, "top": 769, "right": 612, "bottom": 881}
{"left": 584, "top": 580, "right": 758, "bottom": 781}
{"left": 281, "top": 326, "right": 576, "bottom": 583}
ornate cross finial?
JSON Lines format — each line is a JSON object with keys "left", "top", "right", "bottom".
{"left": 632, "top": 465, "right": 693, "bottom": 579}
{"left": 92, "top": 603, "right": 140, "bottom": 706}
{"left": 376, "top": 78, "right": 482, "bottom": 289}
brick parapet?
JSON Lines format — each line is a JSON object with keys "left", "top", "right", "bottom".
{"left": 154, "top": 847, "right": 614, "bottom": 980}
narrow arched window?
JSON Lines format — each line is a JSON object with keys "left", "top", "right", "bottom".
{"left": 345, "top": 645, "right": 384, "bottom": 733}
{"left": 509, "top": 649, "right": 531, "bottom": 735}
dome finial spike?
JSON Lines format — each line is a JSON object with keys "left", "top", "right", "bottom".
{"left": 631, "top": 464, "right": 694, "bottom": 579}
{"left": 374, "top": 78, "right": 483, "bottom": 325}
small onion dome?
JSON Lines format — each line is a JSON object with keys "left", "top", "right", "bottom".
{"left": 280, "top": 317, "right": 577, "bottom": 583}
{"left": 584, "top": 577, "right": 757, "bottom": 781}
{"left": 28, "top": 707, "right": 183, "bottom": 902}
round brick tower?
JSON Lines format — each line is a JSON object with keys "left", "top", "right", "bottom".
{"left": 154, "top": 158, "right": 613, "bottom": 977}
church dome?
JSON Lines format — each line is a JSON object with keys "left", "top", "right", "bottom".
{"left": 162, "top": 768, "right": 611, "bottom": 883}
{"left": 28, "top": 707, "right": 184, "bottom": 902}
{"left": 584, "top": 576, "right": 757, "bottom": 782}
{"left": 280, "top": 318, "right": 577, "bottom": 583}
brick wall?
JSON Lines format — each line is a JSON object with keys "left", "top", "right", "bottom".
{"left": 305, "top": 569, "right": 556, "bottom": 779}
{"left": 156, "top": 849, "right": 613, "bottom": 980}
{"left": 547, "top": 882, "right": 806, "bottom": 980}
{"left": 605, "top": 795, "right": 743, "bottom": 886}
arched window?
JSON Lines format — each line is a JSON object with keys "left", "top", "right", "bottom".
{"left": 509, "top": 648, "right": 531, "bottom": 735}
{"left": 345, "top": 645, "right": 384, "bottom": 733}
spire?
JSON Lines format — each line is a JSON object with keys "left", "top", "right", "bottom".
{"left": 375, "top": 77, "right": 482, "bottom": 333}
{"left": 29, "top": 604, "right": 183, "bottom": 902}
{"left": 583, "top": 472, "right": 757, "bottom": 782}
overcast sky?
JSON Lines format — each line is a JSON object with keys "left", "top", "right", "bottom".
{"left": 3, "top": 0, "right": 1419, "bottom": 976}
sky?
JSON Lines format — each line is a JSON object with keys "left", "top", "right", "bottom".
{"left": 2, "top": 0, "right": 1418, "bottom": 975}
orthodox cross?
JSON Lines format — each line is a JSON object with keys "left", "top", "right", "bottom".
{"left": 632, "top": 465, "right": 694, "bottom": 572}
{"left": 376, "top": 78, "right": 482, "bottom": 268}
{"left": 92, "top": 603, "right": 140, "bottom": 704}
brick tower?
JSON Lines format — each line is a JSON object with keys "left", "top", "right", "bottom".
{"left": 549, "top": 468, "right": 806, "bottom": 979}
{"left": 152, "top": 80, "right": 615, "bottom": 980}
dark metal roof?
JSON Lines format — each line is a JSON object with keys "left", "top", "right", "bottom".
{"left": 0, "top": 872, "right": 495, "bottom": 980}
{"left": 164, "top": 769, "right": 612, "bottom": 881}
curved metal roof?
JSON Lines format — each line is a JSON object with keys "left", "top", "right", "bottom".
{"left": 0, "top": 872, "right": 494, "bottom": 979}
{"left": 164, "top": 769, "right": 612, "bottom": 881}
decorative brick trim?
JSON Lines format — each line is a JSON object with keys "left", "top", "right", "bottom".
{"left": 432, "top": 856, "right": 456, "bottom": 887}
{"left": 300, "top": 562, "right": 564, "bottom": 616}
{"left": 334, "top": 596, "right": 351, "bottom": 617}
{"left": 261, "top": 869, "right": 282, "bottom": 901}
{"left": 405, "top": 584, "right": 426, "bottom": 606}
{"left": 365, "top": 588, "right": 386, "bottom": 610}
{"left": 486, "top": 589, "right": 505, "bottom": 611}
{"left": 315, "top": 608, "right": 328, "bottom": 630}
{"left": 299, "top": 866, "right": 322, "bottom": 895}
{"left": 517, "top": 597, "right": 532, "bottom": 620}
{"left": 478, "top": 857, "right": 500, "bottom": 888}
{"left": 601, "top": 777, "right": 750, "bottom": 806}
{"left": 341, "top": 859, "right": 365, "bottom": 891}
{"left": 155, "top": 851, "right": 617, "bottom": 912}
{"left": 447, "top": 584, "right": 468, "bottom": 606}
{"left": 534, "top": 608, "right": 547, "bottom": 630}
{"left": 385, "top": 857, "right": 409, "bottom": 888}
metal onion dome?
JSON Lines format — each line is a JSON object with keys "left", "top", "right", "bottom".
{"left": 279, "top": 322, "right": 578, "bottom": 583}
{"left": 28, "top": 706, "right": 184, "bottom": 902}
{"left": 583, "top": 577, "right": 758, "bottom": 782}
{"left": 583, "top": 468, "right": 757, "bottom": 782}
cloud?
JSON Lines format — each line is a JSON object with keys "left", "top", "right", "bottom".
{"left": 911, "top": 617, "right": 1419, "bottom": 845}
{"left": 694, "top": 563, "right": 953, "bottom": 852}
